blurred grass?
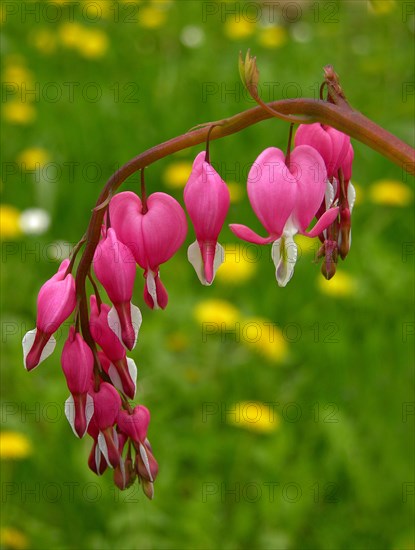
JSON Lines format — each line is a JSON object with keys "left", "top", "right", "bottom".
{"left": 1, "top": 1, "right": 414, "bottom": 549}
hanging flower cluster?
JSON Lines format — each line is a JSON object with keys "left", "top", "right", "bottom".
{"left": 21, "top": 123, "right": 355, "bottom": 497}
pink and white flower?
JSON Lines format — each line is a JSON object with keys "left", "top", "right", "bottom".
{"left": 184, "top": 151, "right": 230, "bottom": 285}
{"left": 61, "top": 326, "right": 94, "bottom": 438}
{"left": 230, "top": 146, "right": 339, "bottom": 286}
{"left": 23, "top": 259, "right": 76, "bottom": 371}
{"left": 90, "top": 382, "right": 122, "bottom": 468}
{"left": 93, "top": 227, "right": 141, "bottom": 350}
{"left": 109, "top": 191, "right": 187, "bottom": 309}
{"left": 89, "top": 296, "right": 137, "bottom": 399}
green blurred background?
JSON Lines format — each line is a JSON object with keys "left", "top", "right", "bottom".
{"left": 1, "top": 1, "right": 414, "bottom": 549}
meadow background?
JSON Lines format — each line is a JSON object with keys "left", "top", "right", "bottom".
{"left": 1, "top": 1, "right": 414, "bottom": 549}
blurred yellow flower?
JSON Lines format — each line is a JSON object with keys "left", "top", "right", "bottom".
{"left": 0, "top": 432, "right": 32, "bottom": 459}
{"left": 2, "top": 102, "right": 36, "bottom": 125}
{"left": 318, "top": 271, "right": 357, "bottom": 297}
{"left": 240, "top": 317, "right": 288, "bottom": 362}
{"left": 0, "top": 527, "right": 29, "bottom": 550}
{"left": 138, "top": 6, "right": 167, "bottom": 29}
{"left": 258, "top": 26, "right": 287, "bottom": 49}
{"left": 227, "top": 401, "right": 280, "bottom": 433}
{"left": 2, "top": 65, "right": 34, "bottom": 86}
{"left": 58, "top": 22, "right": 85, "bottom": 48}
{"left": 29, "top": 28, "right": 57, "bottom": 54}
{"left": 224, "top": 19, "right": 256, "bottom": 39}
{"left": 17, "top": 148, "right": 50, "bottom": 170}
{"left": 368, "top": 0, "right": 396, "bottom": 14}
{"left": 368, "top": 179, "right": 413, "bottom": 206}
{"left": 77, "top": 28, "right": 109, "bottom": 59}
{"left": 194, "top": 299, "right": 240, "bottom": 326}
{"left": 0, "top": 205, "right": 22, "bottom": 238}
{"left": 227, "top": 182, "right": 244, "bottom": 203}
{"left": 216, "top": 244, "right": 257, "bottom": 284}
{"left": 163, "top": 161, "right": 193, "bottom": 188}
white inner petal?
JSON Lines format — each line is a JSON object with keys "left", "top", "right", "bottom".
{"left": 64, "top": 395, "right": 78, "bottom": 438}
{"left": 98, "top": 431, "right": 111, "bottom": 468}
{"left": 139, "top": 442, "right": 153, "bottom": 482}
{"left": 126, "top": 357, "right": 137, "bottom": 398}
{"left": 108, "top": 307, "right": 122, "bottom": 341}
{"left": 348, "top": 182, "right": 356, "bottom": 212}
{"left": 187, "top": 241, "right": 225, "bottom": 286}
{"left": 187, "top": 241, "right": 205, "bottom": 284}
{"left": 108, "top": 364, "right": 123, "bottom": 393}
{"left": 146, "top": 270, "right": 159, "bottom": 310}
{"left": 85, "top": 394, "right": 94, "bottom": 435}
{"left": 95, "top": 443, "right": 102, "bottom": 475}
{"left": 272, "top": 235, "right": 298, "bottom": 288}
{"left": 22, "top": 329, "right": 56, "bottom": 370}
{"left": 130, "top": 303, "right": 142, "bottom": 348}
{"left": 325, "top": 179, "right": 335, "bottom": 209}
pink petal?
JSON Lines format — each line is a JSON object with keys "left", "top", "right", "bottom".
{"left": 327, "top": 126, "right": 350, "bottom": 177}
{"left": 302, "top": 206, "right": 339, "bottom": 238}
{"left": 342, "top": 144, "right": 354, "bottom": 182}
{"left": 289, "top": 145, "right": 327, "bottom": 233}
{"left": 184, "top": 151, "right": 230, "bottom": 241}
{"left": 117, "top": 406, "right": 150, "bottom": 443}
{"left": 61, "top": 326, "right": 94, "bottom": 394}
{"left": 247, "top": 147, "right": 296, "bottom": 236}
{"left": 295, "top": 124, "right": 333, "bottom": 174}
{"left": 93, "top": 228, "right": 136, "bottom": 305}
{"left": 229, "top": 224, "right": 276, "bottom": 245}
{"left": 36, "top": 271, "right": 76, "bottom": 334}
{"left": 110, "top": 192, "right": 187, "bottom": 271}
{"left": 90, "top": 381, "right": 121, "bottom": 430}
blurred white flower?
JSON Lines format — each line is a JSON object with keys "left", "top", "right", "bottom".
{"left": 180, "top": 26, "right": 205, "bottom": 48}
{"left": 19, "top": 208, "right": 50, "bottom": 235}
{"left": 290, "top": 22, "right": 312, "bottom": 43}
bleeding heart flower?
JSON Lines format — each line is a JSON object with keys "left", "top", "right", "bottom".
{"left": 93, "top": 227, "right": 141, "bottom": 350}
{"left": 109, "top": 191, "right": 187, "bottom": 309}
{"left": 230, "top": 145, "right": 339, "bottom": 286}
{"left": 89, "top": 296, "right": 137, "bottom": 399}
{"left": 184, "top": 151, "right": 230, "bottom": 285}
{"left": 23, "top": 259, "right": 76, "bottom": 371}
{"left": 62, "top": 326, "right": 94, "bottom": 438}
{"left": 294, "top": 123, "right": 350, "bottom": 179}
{"left": 90, "top": 382, "right": 122, "bottom": 468}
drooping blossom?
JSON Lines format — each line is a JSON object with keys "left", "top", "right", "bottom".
{"left": 294, "top": 123, "right": 350, "bottom": 179}
{"left": 294, "top": 121, "right": 356, "bottom": 277}
{"left": 184, "top": 151, "right": 230, "bottom": 285}
{"left": 109, "top": 191, "right": 187, "bottom": 309}
{"left": 230, "top": 146, "right": 339, "bottom": 286}
{"left": 61, "top": 326, "right": 94, "bottom": 438}
{"left": 338, "top": 144, "right": 356, "bottom": 259}
{"left": 93, "top": 227, "right": 141, "bottom": 350}
{"left": 89, "top": 296, "right": 137, "bottom": 399}
{"left": 87, "top": 415, "right": 108, "bottom": 476}
{"left": 23, "top": 259, "right": 76, "bottom": 371}
{"left": 89, "top": 382, "right": 122, "bottom": 468}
